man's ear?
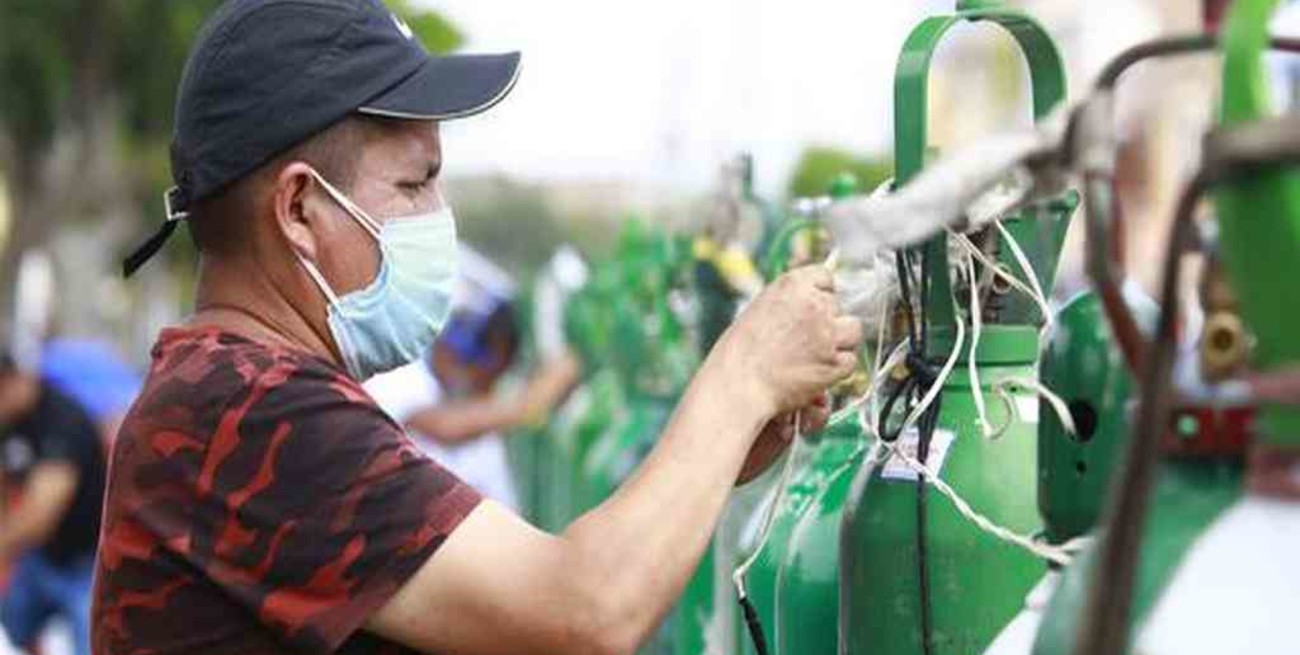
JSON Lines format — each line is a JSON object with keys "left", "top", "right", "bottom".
{"left": 271, "top": 162, "right": 327, "bottom": 262}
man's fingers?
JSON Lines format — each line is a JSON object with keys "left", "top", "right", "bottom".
{"left": 834, "top": 317, "right": 865, "bottom": 351}
{"left": 799, "top": 399, "right": 832, "bottom": 434}
{"left": 833, "top": 351, "right": 859, "bottom": 378}
{"left": 792, "top": 265, "right": 835, "bottom": 293}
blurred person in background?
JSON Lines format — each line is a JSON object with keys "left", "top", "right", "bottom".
{"left": 94, "top": 1, "right": 859, "bottom": 653}
{"left": 0, "top": 352, "right": 105, "bottom": 655}
{"left": 365, "top": 246, "right": 579, "bottom": 510}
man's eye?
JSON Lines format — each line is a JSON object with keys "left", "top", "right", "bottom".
{"left": 398, "top": 178, "right": 430, "bottom": 193}
{"left": 398, "top": 168, "right": 437, "bottom": 192}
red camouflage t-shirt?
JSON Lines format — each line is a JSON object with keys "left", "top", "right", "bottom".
{"left": 93, "top": 326, "right": 481, "bottom": 654}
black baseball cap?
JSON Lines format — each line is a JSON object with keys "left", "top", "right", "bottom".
{"left": 122, "top": 0, "right": 520, "bottom": 277}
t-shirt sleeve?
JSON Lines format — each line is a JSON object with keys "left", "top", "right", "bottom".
{"left": 176, "top": 358, "right": 480, "bottom": 652}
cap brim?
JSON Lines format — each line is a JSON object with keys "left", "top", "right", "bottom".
{"left": 358, "top": 52, "right": 521, "bottom": 121}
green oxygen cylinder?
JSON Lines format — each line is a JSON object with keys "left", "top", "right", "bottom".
{"left": 726, "top": 174, "right": 860, "bottom": 655}
{"left": 753, "top": 172, "right": 866, "bottom": 655}
{"left": 577, "top": 395, "right": 673, "bottom": 513}
{"left": 772, "top": 419, "right": 869, "bottom": 655}
{"left": 981, "top": 287, "right": 1158, "bottom": 655}
{"left": 544, "top": 265, "right": 624, "bottom": 530}
{"left": 575, "top": 225, "right": 691, "bottom": 514}
{"left": 1036, "top": 289, "right": 1154, "bottom": 543}
{"left": 550, "top": 369, "right": 624, "bottom": 527}
{"left": 733, "top": 438, "right": 829, "bottom": 655}
{"left": 840, "top": 332, "right": 1046, "bottom": 655}
{"left": 840, "top": 3, "right": 1075, "bottom": 653}
{"left": 568, "top": 220, "right": 706, "bottom": 654}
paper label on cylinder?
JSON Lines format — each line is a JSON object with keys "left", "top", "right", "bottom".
{"left": 881, "top": 428, "right": 956, "bottom": 482}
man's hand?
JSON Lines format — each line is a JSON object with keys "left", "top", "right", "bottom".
{"left": 713, "top": 265, "right": 863, "bottom": 417}
{"left": 736, "top": 394, "right": 831, "bottom": 485}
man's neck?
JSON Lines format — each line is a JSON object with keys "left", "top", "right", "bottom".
{"left": 191, "top": 255, "right": 340, "bottom": 367}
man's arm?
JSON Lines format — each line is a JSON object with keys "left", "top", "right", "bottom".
{"left": 0, "top": 462, "right": 78, "bottom": 560}
{"left": 367, "top": 267, "right": 862, "bottom": 655}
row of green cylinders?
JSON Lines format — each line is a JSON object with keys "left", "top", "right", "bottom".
{"left": 508, "top": 216, "right": 748, "bottom": 655}
{"left": 507, "top": 0, "right": 1294, "bottom": 649}
{"left": 509, "top": 202, "right": 1248, "bottom": 655}
{"left": 509, "top": 197, "right": 1112, "bottom": 655}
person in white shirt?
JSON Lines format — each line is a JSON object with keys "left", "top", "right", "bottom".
{"left": 365, "top": 248, "right": 577, "bottom": 509}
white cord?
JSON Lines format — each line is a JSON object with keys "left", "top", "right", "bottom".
{"left": 966, "top": 252, "right": 997, "bottom": 439}
{"left": 949, "top": 231, "right": 1054, "bottom": 336}
{"left": 954, "top": 223, "right": 1066, "bottom": 439}
{"left": 857, "top": 344, "right": 1084, "bottom": 566}
{"left": 991, "top": 219, "right": 1055, "bottom": 336}
{"left": 850, "top": 283, "right": 1081, "bottom": 566}
{"left": 732, "top": 414, "right": 801, "bottom": 599}
{"left": 871, "top": 435, "right": 1084, "bottom": 566}
{"left": 752, "top": 226, "right": 1079, "bottom": 576}
{"left": 995, "top": 375, "right": 1078, "bottom": 435}
{"left": 830, "top": 337, "right": 909, "bottom": 426}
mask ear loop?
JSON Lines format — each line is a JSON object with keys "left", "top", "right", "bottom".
{"left": 296, "top": 255, "right": 344, "bottom": 308}
{"left": 308, "top": 169, "right": 384, "bottom": 240}
{"left": 297, "top": 168, "right": 388, "bottom": 316}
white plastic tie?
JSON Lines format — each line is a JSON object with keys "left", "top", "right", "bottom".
{"left": 966, "top": 252, "right": 998, "bottom": 439}
{"left": 732, "top": 413, "right": 801, "bottom": 600}
{"left": 996, "top": 375, "right": 1078, "bottom": 435}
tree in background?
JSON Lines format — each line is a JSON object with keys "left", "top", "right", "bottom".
{"left": 787, "top": 146, "right": 892, "bottom": 199}
{"left": 0, "top": 0, "right": 462, "bottom": 327}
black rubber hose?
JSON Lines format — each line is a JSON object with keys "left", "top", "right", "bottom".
{"left": 914, "top": 392, "right": 943, "bottom": 655}
{"left": 739, "top": 594, "right": 771, "bottom": 655}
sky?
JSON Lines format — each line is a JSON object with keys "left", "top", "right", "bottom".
{"left": 424, "top": 0, "right": 949, "bottom": 195}
{"left": 421, "top": 0, "right": 1184, "bottom": 197}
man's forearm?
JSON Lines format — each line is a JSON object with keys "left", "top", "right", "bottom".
{"left": 560, "top": 340, "right": 773, "bottom": 650}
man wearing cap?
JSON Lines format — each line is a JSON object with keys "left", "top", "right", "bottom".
{"left": 94, "top": 1, "right": 863, "bottom": 654}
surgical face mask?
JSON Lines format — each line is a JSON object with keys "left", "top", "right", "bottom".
{"left": 297, "top": 170, "right": 459, "bottom": 381}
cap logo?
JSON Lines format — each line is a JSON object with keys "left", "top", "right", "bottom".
{"left": 391, "top": 13, "right": 414, "bottom": 40}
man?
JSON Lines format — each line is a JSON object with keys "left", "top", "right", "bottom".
{"left": 365, "top": 246, "right": 580, "bottom": 509}
{"left": 94, "top": 1, "right": 863, "bottom": 654}
{"left": 0, "top": 354, "right": 105, "bottom": 655}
